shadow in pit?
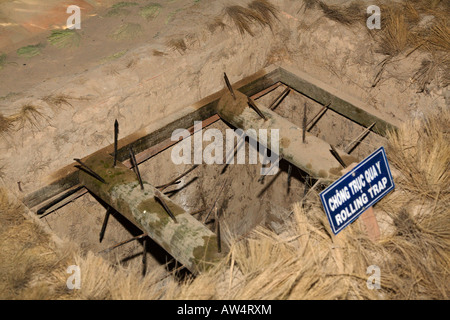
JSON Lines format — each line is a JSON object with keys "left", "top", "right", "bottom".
{"left": 90, "top": 192, "right": 192, "bottom": 280}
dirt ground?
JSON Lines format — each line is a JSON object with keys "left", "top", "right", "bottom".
{"left": 0, "top": 0, "right": 448, "bottom": 298}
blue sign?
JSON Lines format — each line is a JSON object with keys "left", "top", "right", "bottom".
{"left": 320, "top": 147, "right": 395, "bottom": 235}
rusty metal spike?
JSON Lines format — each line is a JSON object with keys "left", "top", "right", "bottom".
{"left": 114, "top": 119, "right": 119, "bottom": 167}
{"left": 98, "top": 233, "right": 147, "bottom": 254}
{"left": 344, "top": 122, "right": 377, "bottom": 154}
{"left": 329, "top": 145, "right": 347, "bottom": 169}
{"left": 224, "top": 72, "right": 236, "bottom": 100}
{"left": 307, "top": 103, "right": 330, "bottom": 132}
{"left": 99, "top": 207, "right": 112, "bottom": 243}
{"left": 269, "top": 87, "right": 291, "bottom": 111}
{"left": 247, "top": 96, "right": 267, "bottom": 120}
{"left": 157, "top": 165, "right": 199, "bottom": 191}
{"left": 302, "top": 103, "right": 307, "bottom": 143}
{"left": 154, "top": 194, "right": 178, "bottom": 223}
{"left": 129, "top": 146, "right": 144, "bottom": 190}
{"left": 74, "top": 158, "right": 107, "bottom": 184}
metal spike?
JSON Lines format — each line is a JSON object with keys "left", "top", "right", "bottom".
{"left": 224, "top": 72, "right": 236, "bottom": 100}
{"left": 74, "top": 158, "right": 107, "bottom": 184}
{"left": 189, "top": 208, "right": 207, "bottom": 215}
{"left": 247, "top": 96, "right": 267, "bottom": 120}
{"left": 113, "top": 119, "right": 119, "bottom": 167}
{"left": 329, "top": 145, "right": 347, "bottom": 169}
{"left": 99, "top": 207, "right": 112, "bottom": 243}
{"left": 154, "top": 194, "right": 178, "bottom": 223}
{"left": 307, "top": 103, "right": 330, "bottom": 132}
{"left": 129, "top": 147, "right": 144, "bottom": 190}
{"left": 215, "top": 207, "right": 221, "bottom": 253}
{"left": 302, "top": 103, "right": 307, "bottom": 143}
{"left": 269, "top": 87, "right": 290, "bottom": 111}
{"left": 142, "top": 237, "right": 148, "bottom": 277}
{"left": 344, "top": 122, "right": 376, "bottom": 154}
{"left": 287, "top": 164, "right": 292, "bottom": 194}
{"left": 98, "top": 233, "right": 147, "bottom": 254}
{"left": 203, "top": 179, "right": 227, "bottom": 224}
{"left": 156, "top": 180, "right": 181, "bottom": 190}
{"left": 157, "top": 165, "right": 199, "bottom": 192}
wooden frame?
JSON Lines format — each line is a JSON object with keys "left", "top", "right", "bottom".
{"left": 24, "top": 65, "right": 396, "bottom": 212}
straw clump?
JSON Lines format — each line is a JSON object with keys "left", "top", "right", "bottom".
{"left": 0, "top": 188, "right": 73, "bottom": 299}
{"left": 318, "top": 1, "right": 364, "bottom": 26}
{"left": 9, "top": 104, "right": 50, "bottom": 134}
{"left": 139, "top": 3, "right": 162, "bottom": 20}
{"left": 0, "top": 113, "right": 13, "bottom": 135}
{"left": 105, "top": 1, "right": 138, "bottom": 17}
{"left": 166, "top": 38, "right": 187, "bottom": 54}
{"left": 48, "top": 29, "right": 81, "bottom": 49}
{"left": 225, "top": 0, "right": 279, "bottom": 37}
{"left": 110, "top": 23, "right": 143, "bottom": 41}
{"left": 16, "top": 44, "right": 43, "bottom": 58}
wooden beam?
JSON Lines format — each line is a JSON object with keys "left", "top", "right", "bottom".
{"left": 217, "top": 91, "right": 359, "bottom": 184}
{"left": 279, "top": 65, "right": 397, "bottom": 136}
{"left": 79, "top": 152, "right": 221, "bottom": 275}
{"left": 31, "top": 115, "right": 219, "bottom": 214}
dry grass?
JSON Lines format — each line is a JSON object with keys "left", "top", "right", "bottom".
{"left": 110, "top": 23, "right": 143, "bottom": 41}
{"left": 10, "top": 104, "right": 50, "bottom": 134}
{"left": 225, "top": 1, "right": 279, "bottom": 37}
{"left": 248, "top": 0, "right": 279, "bottom": 28}
{"left": 425, "top": 20, "right": 450, "bottom": 52}
{"left": 139, "top": 3, "right": 162, "bottom": 21}
{"left": 0, "top": 110, "right": 447, "bottom": 300}
{"left": 207, "top": 17, "right": 227, "bottom": 34}
{"left": 105, "top": 7, "right": 131, "bottom": 17}
{"left": 300, "top": 0, "right": 450, "bottom": 89}
{"left": 374, "top": 1, "right": 450, "bottom": 88}
{"left": 385, "top": 108, "right": 449, "bottom": 202}
{"left": 105, "top": 1, "right": 138, "bottom": 17}
{"left": 411, "top": 54, "right": 449, "bottom": 92}
{"left": 373, "top": 1, "right": 450, "bottom": 56}
{"left": 99, "top": 49, "right": 128, "bottom": 64}
{"left": 152, "top": 49, "right": 167, "bottom": 56}
{"left": 375, "top": 6, "right": 411, "bottom": 57}
{"left": 41, "top": 94, "right": 74, "bottom": 110}
{"left": 0, "top": 188, "right": 73, "bottom": 299}
{"left": 47, "top": 29, "right": 81, "bottom": 49}
{"left": 380, "top": 108, "right": 450, "bottom": 299}
{"left": 441, "top": 55, "right": 450, "bottom": 87}
{"left": 0, "top": 113, "right": 13, "bottom": 137}
{"left": 16, "top": 44, "right": 43, "bottom": 58}
{"left": 265, "top": 46, "right": 293, "bottom": 66}
{"left": 166, "top": 38, "right": 187, "bottom": 54}
{"left": 318, "top": 1, "right": 364, "bottom": 26}
{"left": 298, "top": 0, "right": 319, "bottom": 13}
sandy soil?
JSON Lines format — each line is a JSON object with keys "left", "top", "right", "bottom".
{"left": 0, "top": 0, "right": 448, "bottom": 272}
